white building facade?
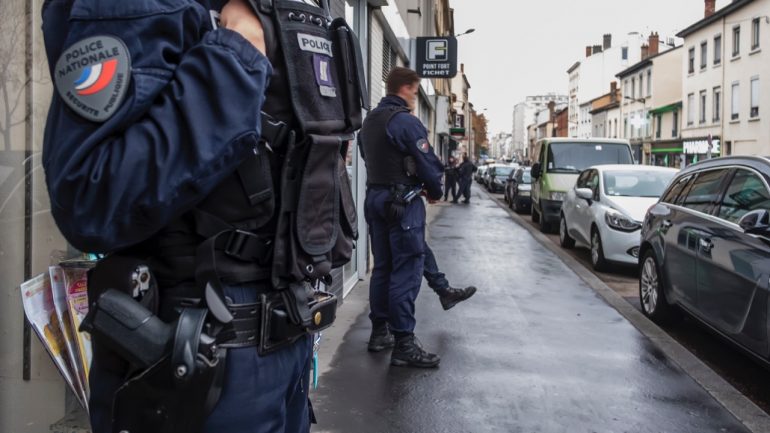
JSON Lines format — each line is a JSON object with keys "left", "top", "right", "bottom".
{"left": 678, "top": 0, "right": 769, "bottom": 162}
{"left": 512, "top": 94, "right": 567, "bottom": 159}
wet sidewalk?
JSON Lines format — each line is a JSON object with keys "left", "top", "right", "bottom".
{"left": 310, "top": 185, "right": 752, "bottom": 433}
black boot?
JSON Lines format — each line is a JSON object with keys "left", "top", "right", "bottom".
{"left": 439, "top": 286, "right": 477, "bottom": 311}
{"left": 367, "top": 322, "right": 395, "bottom": 352}
{"left": 391, "top": 334, "right": 440, "bottom": 368}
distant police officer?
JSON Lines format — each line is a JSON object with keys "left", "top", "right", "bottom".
{"left": 444, "top": 156, "right": 458, "bottom": 202}
{"left": 457, "top": 153, "right": 477, "bottom": 204}
{"left": 359, "top": 67, "right": 444, "bottom": 367}
{"left": 41, "top": 0, "right": 365, "bottom": 432}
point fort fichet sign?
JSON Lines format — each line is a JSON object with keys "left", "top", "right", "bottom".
{"left": 415, "top": 36, "right": 457, "bottom": 78}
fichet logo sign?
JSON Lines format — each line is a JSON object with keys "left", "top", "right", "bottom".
{"left": 426, "top": 40, "right": 448, "bottom": 61}
{"left": 297, "top": 33, "right": 333, "bottom": 57}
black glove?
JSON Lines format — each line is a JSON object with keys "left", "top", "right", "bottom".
{"left": 403, "top": 156, "right": 417, "bottom": 177}
{"left": 385, "top": 199, "right": 405, "bottom": 224}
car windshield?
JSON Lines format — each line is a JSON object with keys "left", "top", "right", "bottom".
{"left": 546, "top": 143, "right": 633, "bottom": 173}
{"left": 603, "top": 170, "right": 676, "bottom": 198}
{"left": 520, "top": 170, "right": 532, "bottom": 184}
{"left": 492, "top": 167, "right": 513, "bottom": 177}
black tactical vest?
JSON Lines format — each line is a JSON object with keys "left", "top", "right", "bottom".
{"left": 134, "top": 0, "right": 368, "bottom": 292}
{"left": 360, "top": 105, "right": 420, "bottom": 186}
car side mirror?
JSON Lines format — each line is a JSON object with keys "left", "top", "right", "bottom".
{"left": 576, "top": 188, "right": 593, "bottom": 202}
{"left": 531, "top": 163, "right": 541, "bottom": 179}
{"left": 739, "top": 209, "right": 770, "bottom": 234}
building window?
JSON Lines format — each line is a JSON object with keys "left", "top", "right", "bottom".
{"left": 624, "top": 117, "right": 628, "bottom": 138}
{"left": 382, "top": 39, "right": 395, "bottom": 82}
{"left": 731, "top": 82, "right": 740, "bottom": 120}
{"left": 624, "top": 80, "right": 629, "bottom": 97}
{"left": 714, "top": 34, "right": 722, "bottom": 65}
{"left": 647, "top": 69, "right": 652, "bottom": 96}
{"left": 631, "top": 78, "right": 636, "bottom": 99}
{"left": 639, "top": 73, "right": 644, "bottom": 97}
{"left": 750, "top": 77, "right": 759, "bottom": 118}
{"left": 687, "top": 93, "right": 695, "bottom": 125}
{"left": 713, "top": 87, "right": 721, "bottom": 122}
{"left": 699, "top": 90, "right": 707, "bottom": 124}
{"left": 622, "top": 46, "right": 628, "bottom": 60}
{"left": 655, "top": 114, "right": 661, "bottom": 139}
{"left": 688, "top": 47, "right": 695, "bottom": 73}
{"left": 752, "top": 17, "right": 760, "bottom": 50}
{"left": 733, "top": 25, "right": 740, "bottom": 57}
{"left": 700, "top": 41, "right": 707, "bottom": 69}
{"left": 672, "top": 110, "right": 679, "bottom": 137}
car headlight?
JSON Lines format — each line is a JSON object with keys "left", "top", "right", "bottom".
{"left": 605, "top": 209, "right": 641, "bottom": 232}
{"left": 549, "top": 191, "right": 566, "bottom": 201}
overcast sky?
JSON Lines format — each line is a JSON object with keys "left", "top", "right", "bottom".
{"left": 451, "top": 0, "right": 731, "bottom": 137}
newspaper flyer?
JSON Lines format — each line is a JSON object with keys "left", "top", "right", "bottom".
{"left": 63, "top": 266, "right": 92, "bottom": 392}
{"left": 20, "top": 273, "right": 84, "bottom": 407}
{"left": 50, "top": 265, "right": 88, "bottom": 407}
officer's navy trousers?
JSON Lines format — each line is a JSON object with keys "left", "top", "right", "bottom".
{"left": 365, "top": 188, "right": 426, "bottom": 334}
{"left": 423, "top": 244, "right": 449, "bottom": 296}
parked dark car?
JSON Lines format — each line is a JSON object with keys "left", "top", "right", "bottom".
{"left": 486, "top": 164, "right": 515, "bottom": 193}
{"left": 639, "top": 156, "right": 770, "bottom": 366}
{"left": 504, "top": 167, "right": 532, "bottom": 213}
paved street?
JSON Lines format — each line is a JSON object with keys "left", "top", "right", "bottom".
{"left": 311, "top": 185, "right": 751, "bottom": 433}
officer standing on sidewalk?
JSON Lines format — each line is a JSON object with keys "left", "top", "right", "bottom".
{"left": 41, "top": 0, "right": 365, "bottom": 431}
{"left": 360, "top": 67, "right": 444, "bottom": 368}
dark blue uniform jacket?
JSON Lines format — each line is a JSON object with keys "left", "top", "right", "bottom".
{"left": 41, "top": 0, "right": 271, "bottom": 253}
{"left": 378, "top": 96, "right": 444, "bottom": 200}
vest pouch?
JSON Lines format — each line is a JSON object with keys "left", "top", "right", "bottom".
{"left": 330, "top": 18, "right": 368, "bottom": 132}
{"left": 331, "top": 153, "right": 357, "bottom": 267}
{"left": 196, "top": 137, "right": 275, "bottom": 231}
{"left": 273, "top": 0, "right": 346, "bottom": 135}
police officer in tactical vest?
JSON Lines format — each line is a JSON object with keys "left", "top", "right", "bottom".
{"left": 41, "top": 0, "right": 366, "bottom": 431}
{"left": 359, "top": 67, "right": 444, "bottom": 367}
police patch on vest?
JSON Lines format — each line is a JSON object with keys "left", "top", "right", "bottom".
{"left": 297, "top": 33, "right": 333, "bottom": 57}
{"left": 313, "top": 54, "right": 336, "bottom": 98}
{"left": 54, "top": 35, "right": 131, "bottom": 123}
{"left": 416, "top": 138, "right": 430, "bottom": 153}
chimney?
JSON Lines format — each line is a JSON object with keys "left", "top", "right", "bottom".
{"left": 586, "top": 46, "right": 592, "bottom": 57}
{"left": 641, "top": 44, "right": 649, "bottom": 59}
{"left": 610, "top": 81, "right": 618, "bottom": 102}
{"left": 648, "top": 32, "right": 660, "bottom": 56}
{"left": 603, "top": 34, "right": 612, "bottom": 50}
{"left": 592, "top": 45, "right": 603, "bottom": 54}
{"left": 705, "top": 0, "right": 716, "bottom": 17}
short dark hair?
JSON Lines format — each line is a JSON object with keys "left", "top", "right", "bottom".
{"left": 386, "top": 67, "right": 420, "bottom": 95}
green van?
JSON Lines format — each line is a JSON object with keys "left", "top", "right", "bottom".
{"left": 530, "top": 138, "right": 634, "bottom": 232}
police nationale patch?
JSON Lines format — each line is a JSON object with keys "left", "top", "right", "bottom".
{"left": 54, "top": 35, "right": 131, "bottom": 123}
{"left": 416, "top": 138, "right": 430, "bottom": 153}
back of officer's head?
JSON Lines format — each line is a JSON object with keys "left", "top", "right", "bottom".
{"left": 386, "top": 67, "right": 420, "bottom": 96}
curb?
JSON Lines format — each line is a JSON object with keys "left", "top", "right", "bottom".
{"left": 483, "top": 188, "right": 770, "bottom": 433}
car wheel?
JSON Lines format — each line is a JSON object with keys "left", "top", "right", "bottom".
{"left": 559, "top": 214, "right": 575, "bottom": 249}
{"left": 538, "top": 201, "right": 552, "bottom": 232}
{"left": 590, "top": 227, "right": 608, "bottom": 271}
{"left": 639, "top": 250, "right": 679, "bottom": 323}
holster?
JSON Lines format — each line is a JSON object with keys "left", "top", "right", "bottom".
{"left": 83, "top": 256, "right": 225, "bottom": 433}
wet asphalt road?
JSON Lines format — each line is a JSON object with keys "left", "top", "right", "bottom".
{"left": 487, "top": 190, "right": 770, "bottom": 417}
{"left": 311, "top": 185, "right": 750, "bottom": 433}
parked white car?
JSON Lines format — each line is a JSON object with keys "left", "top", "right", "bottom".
{"left": 559, "top": 165, "right": 678, "bottom": 271}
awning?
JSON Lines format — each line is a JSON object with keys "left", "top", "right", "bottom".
{"left": 650, "top": 102, "right": 682, "bottom": 115}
